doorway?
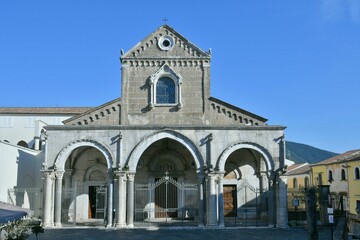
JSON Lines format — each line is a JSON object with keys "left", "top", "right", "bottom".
{"left": 224, "top": 185, "right": 237, "bottom": 217}
{"left": 154, "top": 177, "right": 178, "bottom": 218}
{"left": 88, "top": 186, "right": 107, "bottom": 219}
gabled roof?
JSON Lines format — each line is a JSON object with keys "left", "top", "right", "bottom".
{"left": 311, "top": 149, "right": 360, "bottom": 166}
{"left": 209, "top": 97, "right": 268, "bottom": 124}
{"left": 285, "top": 163, "right": 311, "bottom": 176}
{"left": 63, "top": 98, "right": 121, "bottom": 125}
{"left": 121, "top": 25, "right": 211, "bottom": 60}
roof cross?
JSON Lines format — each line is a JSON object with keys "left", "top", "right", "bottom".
{"left": 162, "top": 17, "right": 168, "bottom": 25}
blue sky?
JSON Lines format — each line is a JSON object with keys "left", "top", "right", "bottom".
{"left": 0, "top": 1, "right": 359, "bottom": 153}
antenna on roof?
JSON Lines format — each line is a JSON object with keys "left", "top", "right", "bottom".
{"left": 162, "top": 17, "right": 168, "bottom": 25}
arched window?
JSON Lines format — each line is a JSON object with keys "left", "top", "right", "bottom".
{"left": 355, "top": 167, "right": 360, "bottom": 180}
{"left": 341, "top": 169, "right": 346, "bottom": 180}
{"left": 156, "top": 77, "right": 176, "bottom": 104}
{"left": 17, "top": 140, "right": 28, "bottom": 148}
{"left": 304, "top": 177, "right": 309, "bottom": 188}
{"left": 328, "top": 170, "right": 333, "bottom": 183}
{"left": 149, "top": 64, "right": 183, "bottom": 109}
{"left": 293, "top": 178, "right": 298, "bottom": 188}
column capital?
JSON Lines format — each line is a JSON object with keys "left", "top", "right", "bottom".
{"left": 114, "top": 170, "right": 127, "bottom": 176}
{"left": 41, "top": 170, "right": 54, "bottom": 180}
{"left": 127, "top": 172, "right": 135, "bottom": 182}
{"left": 55, "top": 171, "right": 65, "bottom": 179}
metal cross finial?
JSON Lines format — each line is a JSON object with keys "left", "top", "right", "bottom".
{"left": 162, "top": 17, "right": 168, "bottom": 25}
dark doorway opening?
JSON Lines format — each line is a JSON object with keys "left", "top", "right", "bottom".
{"left": 88, "top": 186, "right": 106, "bottom": 219}
{"left": 224, "top": 185, "right": 237, "bottom": 217}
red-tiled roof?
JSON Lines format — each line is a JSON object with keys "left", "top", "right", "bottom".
{"left": 0, "top": 107, "right": 93, "bottom": 115}
{"left": 311, "top": 149, "right": 360, "bottom": 166}
{"left": 286, "top": 163, "right": 311, "bottom": 176}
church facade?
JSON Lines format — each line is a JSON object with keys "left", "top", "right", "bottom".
{"left": 41, "top": 25, "right": 288, "bottom": 228}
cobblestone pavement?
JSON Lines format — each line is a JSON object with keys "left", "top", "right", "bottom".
{"left": 27, "top": 226, "right": 333, "bottom": 240}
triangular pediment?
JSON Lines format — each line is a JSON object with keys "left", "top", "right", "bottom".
{"left": 121, "top": 25, "right": 211, "bottom": 60}
{"left": 63, "top": 98, "right": 121, "bottom": 126}
{"left": 208, "top": 97, "right": 268, "bottom": 126}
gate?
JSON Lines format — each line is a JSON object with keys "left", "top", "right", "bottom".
{"left": 134, "top": 174, "right": 199, "bottom": 226}
{"left": 225, "top": 183, "right": 269, "bottom": 227}
{"left": 61, "top": 186, "right": 77, "bottom": 226}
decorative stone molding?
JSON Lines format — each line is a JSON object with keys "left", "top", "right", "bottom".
{"left": 127, "top": 130, "right": 204, "bottom": 173}
{"left": 216, "top": 142, "right": 274, "bottom": 173}
{"left": 149, "top": 63, "right": 183, "bottom": 109}
{"left": 210, "top": 101, "right": 262, "bottom": 126}
{"left": 121, "top": 27, "right": 210, "bottom": 59}
{"left": 54, "top": 139, "right": 113, "bottom": 171}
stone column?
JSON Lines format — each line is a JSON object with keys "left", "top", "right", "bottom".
{"left": 217, "top": 173, "right": 225, "bottom": 227}
{"left": 42, "top": 171, "right": 54, "bottom": 227}
{"left": 276, "top": 175, "right": 288, "bottom": 228}
{"left": 198, "top": 175, "right": 205, "bottom": 227}
{"left": 54, "top": 171, "right": 64, "bottom": 227}
{"left": 107, "top": 170, "right": 114, "bottom": 227}
{"left": 206, "top": 173, "right": 217, "bottom": 226}
{"left": 126, "top": 173, "right": 135, "bottom": 227}
{"left": 114, "top": 171, "right": 127, "bottom": 228}
{"left": 268, "top": 177, "right": 275, "bottom": 227}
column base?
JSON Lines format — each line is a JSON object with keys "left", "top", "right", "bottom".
{"left": 54, "top": 222, "right": 62, "bottom": 227}
{"left": 42, "top": 222, "right": 54, "bottom": 228}
{"left": 126, "top": 224, "right": 134, "bottom": 228}
{"left": 115, "top": 223, "right": 127, "bottom": 228}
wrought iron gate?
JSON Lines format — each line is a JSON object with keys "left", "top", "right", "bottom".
{"left": 225, "top": 183, "right": 269, "bottom": 227}
{"left": 61, "top": 186, "right": 77, "bottom": 226}
{"left": 134, "top": 174, "right": 199, "bottom": 226}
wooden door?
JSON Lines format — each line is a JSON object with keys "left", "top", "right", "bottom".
{"left": 224, "top": 185, "right": 237, "bottom": 217}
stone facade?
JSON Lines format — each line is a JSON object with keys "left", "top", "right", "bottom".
{"left": 41, "top": 25, "right": 288, "bottom": 228}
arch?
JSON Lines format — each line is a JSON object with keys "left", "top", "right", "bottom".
{"left": 149, "top": 63, "right": 183, "bottom": 108}
{"left": 216, "top": 142, "right": 274, "bottom": 172}
{"left": 54, "top": 139, "right": 114, "bottom": 171}
{"left": 17, "top": 140, "right": 28, "bottom": 148}
{"left": 84, "top": 163, "right": 108, "bottom": 182}
{"left": 293, "top": 178, "right": 298, "bottom": 188}
{"left": 304, "top": 176, "right": 309, "bottom": 188}
{"left": 341, "top": 169, "right": 346, "bottom": 180}
{"left": 127, "top": 130, "right": 204, "bottom": 173}
{"left": 355, "top": 167, "right": 360, "bottom": 180}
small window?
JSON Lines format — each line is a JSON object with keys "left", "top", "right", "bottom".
{"left": 341, "top": 169, "right": 346, "bottom": 180}
{"left": 17, "top": 140, "right": 28, "bottom": 148}
{"left": 156, "top": 77, "right": 176, "bottom": 104}
{"left": 355, "top": 167, "right": 360, "bottom": 180}
{"left": 304, "top": 177, "right": 309, "bottom": 188}
{"left": 357, "top": 200, "right": 360, "bottom": 214}
{"left": 318, "top": 173, "right": 323, "bottom": 185}
{"left": 328, "top": 170, "right": 333, "bottom": 183}
{"left": 293, "top": 178, "right": 298, "bottom": 188}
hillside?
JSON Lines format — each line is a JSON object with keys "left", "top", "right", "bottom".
{"left": 285, "top": 141, "right": 339, "bottom": 164}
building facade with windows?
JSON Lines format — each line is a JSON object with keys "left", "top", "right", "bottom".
{"left": 3, "top": 25, "right": 289, "bottom": 228}
{"left": 310, "top": 150, "right": 360, "bottom": 235}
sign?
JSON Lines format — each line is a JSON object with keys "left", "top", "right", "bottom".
{"left": 328, "top": 214, "right": 334, "bottom": 224}
{"left": 327, "top": 208, "right": 333, "bottom": 214}
{"left": 292, "top": 199, "right": 299, "bottom": 207}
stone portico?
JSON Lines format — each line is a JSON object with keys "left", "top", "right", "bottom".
{"left": 41, "top": 25, "right": 288, "bottom": 228}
